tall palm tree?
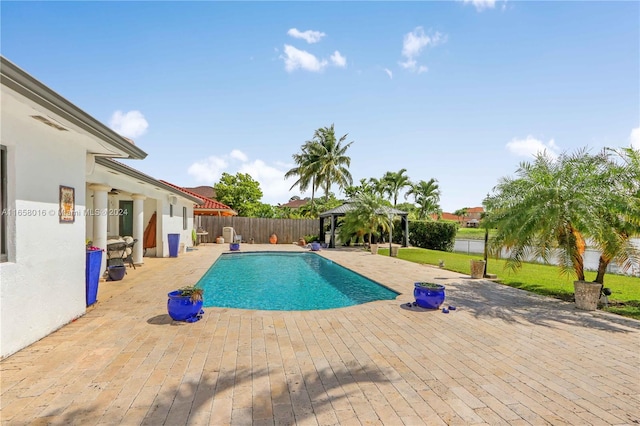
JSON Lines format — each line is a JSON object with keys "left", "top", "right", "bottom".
{"left": 381, "top": 169, "right": 411, "bottom": 207}
{"left": 285, "top": 140, "right": 321, "bottom": 204}
{"left": 312, "top": 124, "right": 354, "bottom": 201}
{"left": 406, "top": 178, "right": 441, "bottom": 219}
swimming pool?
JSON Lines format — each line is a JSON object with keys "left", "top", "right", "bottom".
{"left": 196, "top": 252, "right": 399, "bottom": 310}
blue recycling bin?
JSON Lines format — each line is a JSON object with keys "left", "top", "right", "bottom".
{"left": 86, "top": 249, "right": 102, "bottom": 306}
{"left": 168, "top": 233, "right": 180, "bottom": 257}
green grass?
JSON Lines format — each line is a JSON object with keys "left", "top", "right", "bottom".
{"left": 378, "top": 247, "right": 640, "bottom": 320}
{"left": 456, "top": 228, "right": 496, "bottom": 240}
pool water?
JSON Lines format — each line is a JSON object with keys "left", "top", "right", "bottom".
{"left": 196, "top": 252, "right": 399, "bottom": 310}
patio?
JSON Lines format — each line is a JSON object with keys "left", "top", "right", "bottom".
{"left": 1, "top": 244, "right": 638, "bottom": 425}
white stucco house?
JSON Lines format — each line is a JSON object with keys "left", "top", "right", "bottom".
{"left": 0, "top": 56, "right": 201, "bottom": 359}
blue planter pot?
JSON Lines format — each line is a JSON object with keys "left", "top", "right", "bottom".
{"left": 108, "top": 265, "right": 126, "bottom": 281}
{"left": 85, "top": 250, "right": 102, "bottom": 306}
{"left": 167, "top": 291, "right": 204, "bottom": 322}
{"left": 168, "top": 233, "right": 180, "bottom": 257}
{"left": 413, "top": 282, "right": 445, "bottom": 309}
{"left": 229, "top": 242, "right": 240, "bottom": 251}
{"left": 310, "top": 242, "right": 321, "bottom": 251}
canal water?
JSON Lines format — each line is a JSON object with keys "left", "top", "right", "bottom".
{"left": 454, "top": 238, "right": 640, "bottom": 276}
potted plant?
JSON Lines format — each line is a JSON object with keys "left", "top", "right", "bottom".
{"left": 85, "top": 244, "right": 103, "bottom": 306}
{"left": 167, "top": 286, "right": 204, "bottom": 322}
{"left": 413, "top": 282, "right": 446, "bottom": 309}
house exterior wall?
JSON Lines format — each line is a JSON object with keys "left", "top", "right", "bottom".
{"left": 85, "top": 166, "right": 195, "bottom": 255}
{"left": 156, "top": 198, "right": 194, "bottom": 257}
{"left": 1, "top": 115, "right": 87, "bottom": 359}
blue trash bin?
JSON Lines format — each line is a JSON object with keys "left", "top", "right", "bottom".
{"left": 168, "top": 233, "right": 180, "bottom": 257}
{"left": 85, "top": 249, "right": 102, "bottom": 306}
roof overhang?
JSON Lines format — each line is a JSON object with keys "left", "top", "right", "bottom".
{"left": 1, "top": 56, "right": 147, "bottom": 160}
{"left": 95, "top": 157, "right": 203, "bottom": 204}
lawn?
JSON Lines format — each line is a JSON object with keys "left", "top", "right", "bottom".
{"left": 378, "top": 247, "right": 640, "bottom": 319}
{"left": 456, "top": 227, "right": 496, "bottom": 240}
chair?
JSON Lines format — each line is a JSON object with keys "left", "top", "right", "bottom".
{"left": 106, "top": 242, "right": 127, "bottom": 269}
{"left": 124, "top": 238, "right": 138, "bottom": 269}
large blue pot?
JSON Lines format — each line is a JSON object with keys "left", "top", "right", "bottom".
{"left": 85, "top": 250, "right": 102, "bottom": 306}
{"left": 167, "top": 291, "right": 204, "bottom": 322}
{"left": 413, "top": 282, "right": 445, "bottom": 309}
{"left": 310, "top": 242, "right": 321, "bottom": 251}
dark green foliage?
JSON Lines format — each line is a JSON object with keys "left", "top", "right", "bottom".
{"left": 407, "top": 220, "right": 458, "bottom": 251}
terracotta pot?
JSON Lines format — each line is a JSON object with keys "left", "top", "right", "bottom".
{"left": 269, "top": 234, "right": 278, "bottom": 244}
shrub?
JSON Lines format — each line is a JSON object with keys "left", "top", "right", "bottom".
{"left": 408, "top": 221, "right": 457, "bottom": 251}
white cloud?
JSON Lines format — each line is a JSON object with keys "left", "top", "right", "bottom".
{"left": 630, "top": 127, "right": 640, "bottom": 149}
{"left": 230, "top": 149, "right": 248, "bottom": 162}
{"left": 287, "top": 28, "right": 326, "bottom": 44}
{"left": 281, "top": 44, "right": 328, "bottom": 72}
{"left": 400, "top": 27, "right": 444, "bottom": 73}
{"left": 109, "top": 110, "right": 148, "bottom": 139}
{"left": 187, "top": 156, "right": 228, "bottom": 183}
{"left": 330, "top": 51, "right": 347, "bottom": 68}
{"left": 187, "top": 150, "right": 297, "bottom": 205}
{"left": 506, "top": 136, "right": 560, "bottom": 158}
{"left": 463, "top": 0, "right": 496, "bottom": 11}
{"left": 384, "top": 68, "right": 393, "bottom": 79}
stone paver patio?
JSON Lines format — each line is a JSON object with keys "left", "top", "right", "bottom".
{"left": 1, "top": 244, "right": 639, "bottom": 425}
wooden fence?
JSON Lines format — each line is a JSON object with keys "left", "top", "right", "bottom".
{"left": 199, "top": 216, "right": 320, "bottom": 244}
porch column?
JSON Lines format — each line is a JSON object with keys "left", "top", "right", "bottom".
{"left": 402, "top": 215, "right": 409, "bottom": 247}
{"left": 330, "top": 215, "right": 336, "bottom": 248}
{"left": 131, "top": 194, "right": 146, "bottom": 265}
{"left": 89, "top": 184, "right": 111, "bottom": 269}
{"left": 319, "top": 217, "right": 324, "bottom": 245}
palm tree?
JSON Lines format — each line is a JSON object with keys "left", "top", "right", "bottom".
{"left": 339, "top": 193, "right": 391, "bottom": 247}
{"left": 381, "top": 169, "right": 411, "bottom": 207}
{"left": 483, "top": 149, "right": 639, "bottom": 285}
{"left": 285, "top": 140, "right": 321, "bottom": 205}
{"left": 406, "top": 178, "right": 441, "bottom": 220}
{"left": 312, "top": 124, "right": 354, "bottom": 201}
{"left": 591, "top": 147, "right": 640, "bottom": 283}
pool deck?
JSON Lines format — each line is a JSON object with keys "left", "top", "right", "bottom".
{"left": 1, "top": 244, "right": 639, "bottom": 425}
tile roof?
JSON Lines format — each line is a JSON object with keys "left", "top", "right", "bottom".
{"left": 159, "top": 181, "right": 236, "bottom": 215}
{"left": 279, "top": 199, "right": 308, "bottom": 208}
{"left": 184, "top": 186, "right": 216, "bottom": 199}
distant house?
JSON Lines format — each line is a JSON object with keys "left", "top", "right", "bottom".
{"left": 184, "top": 185, "right": 216, "bottom": 200}
{"left": 432, "top": 207, "right": 484, "bottom": 227}
{"left": 278, "top": 198, "right": 309, "bottom": 209}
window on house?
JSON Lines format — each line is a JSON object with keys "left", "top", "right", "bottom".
{"left": 1, "top": 145, "right": 7, "bottom": 262}
{"left": 170, "top": 204, "right": 173, "bottom": 217}
{"left": 183, "top": 207, "right": 187, "bottom": 230}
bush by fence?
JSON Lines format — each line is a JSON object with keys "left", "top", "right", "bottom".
{"left": 406, "top": 221, "right": 458, "bottom": 251}
{"left": 199, "top": 216, "right": 319, "bottom": 244}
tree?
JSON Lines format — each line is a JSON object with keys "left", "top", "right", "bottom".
{"left": 213, "top": 172, "right": 263, "bottom": 217}
{"left": 338, "top": 193, "right": 391, "bottom": 247}
{"left": 381, "top": 169, "right": 411, "bottom": 207}
{"left": 591, "top": 148, "right": 640, "bottom": 283}
{"left": 406, "top": 178, "right": 441, "bottom": 220}
{"left": 285, "top": 140, "right": 321, "bottom": 205}
{"left": 312, "top": 124, "right": 354, "bottom": 201}
{"left": 483, "top": 149, "right": 639, "bottom": 285}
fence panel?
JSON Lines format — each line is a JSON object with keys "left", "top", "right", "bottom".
{"left": 199, "top": 216, "right": 319, "bottom": 244}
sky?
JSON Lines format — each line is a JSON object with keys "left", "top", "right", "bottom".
{"left": 2, "top": 1, "right": 638, "bottom": 212}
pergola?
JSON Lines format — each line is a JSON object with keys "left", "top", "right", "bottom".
{"left": 319, "top": 203, "right": 409, "bottom": 248}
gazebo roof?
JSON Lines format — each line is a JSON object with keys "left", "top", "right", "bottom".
{"left": 319, "top": 202, "right": 407, "bottom": 218}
